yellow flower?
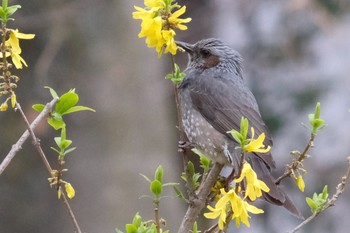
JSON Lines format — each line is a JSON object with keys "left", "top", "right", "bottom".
{"left": 168, "top": 6, "right": 192, "bottom": 30}
{"left": 204, "top": 188, "right": 264, "bottom": 230}
{"left": 295, "top": 175, "right": 305, "bottom": 192}
{"left": 234, "top": 163, "right": 270, "bottom": 201}
{"left": 65, "top": 182, "right": 75, "bottom": 199}
{"left": 132, "top": 0, "right": 191, "bottom": 56}
{"left": 0, "top": 101, "right": 8, "bottom": 111}
{"left": 2, "top": 29, "right": 35, "bottom": 69}
{"left": 244, "top": 127, "right": 271, "bottom": 153}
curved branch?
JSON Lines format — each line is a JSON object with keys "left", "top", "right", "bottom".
{"left": 0, "top": 98, "right": 58, "bottom": 175}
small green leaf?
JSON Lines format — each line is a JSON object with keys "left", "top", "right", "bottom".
{"left": 240, "top": 117, "right": 249, "bottom": 139}
{"left": 150, "top": 180, "right": 162, "bottom": 197}
{"left": 192, "top": 222, "right": 198, "bottom": 233}
{"left": 115, "top": 228, "right": 124, "bottom": 233}
{"left": 61, "top": 105, "right": 95, "bottom": 115}
{"left": 306, "top": 197, "right": 317, "bottom": 212}
{"left": 44, "top": 86, "right": 59, "bottom": 99}
{"left": 140, "top": 174, "right": 152, "bottom": 183}
{"left": 321, "top": 185, "right": 328, "bottom": 200}
{"left": 50, "top": 147, "right": 60, "bottom": 154}
{"left": 132, "top": 212, "right": 142, "bottom": 227}
{"left": 32, "top": 104, "right": 45, "bottom": 112}
{"left": 48, "top": 117, "right": 65, "bottom": 130}
{"left": 56, "top": 92, "right": 79, "bottom": 114}
{"left": 125, "top": 224, "right": 137, "bottom": 233}
{"left": 173, "top": 186, "right": 187, "bottom": 201}
{"left": 60, "top": 139, "right": 72, "bottom": 150}
{"left": 6, "top": 5, "right": 21, "bottom": 17}
{"left": 187, "top": 161, "right": 195, "bottom": 177}
{"left": 154, "top": 165, "right": 164, "bottom": 183}
{"left": 64, "top": 147, "right": 76, "bottom": 155}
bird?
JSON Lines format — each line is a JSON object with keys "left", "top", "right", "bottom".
{"left": 176, "top": 38, "right": 302, "bottom": 218}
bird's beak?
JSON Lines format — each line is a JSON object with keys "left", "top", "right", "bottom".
{"left": 176, "top": 41, "right": 194, "bottom": 54}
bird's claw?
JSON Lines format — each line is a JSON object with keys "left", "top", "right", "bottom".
{"left": 178, "top": 140, "right": 192, "bottom": 153}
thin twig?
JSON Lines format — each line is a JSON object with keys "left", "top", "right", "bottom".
{"left": 177, "top": 162, "right": 224, "bottom": 233}
{"left": 287, "top": 156, "right": 350, "bottom": 233}
{"left": 15, "top": 101, "right": 83, "bottom": 233}
{"left": 0, "top": 98, "right": 58, "bottom": 175}
{"left": 275, "top": 133, "right": 315, "bottom": 184}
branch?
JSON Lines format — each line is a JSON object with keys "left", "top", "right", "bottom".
{"left": 0, "top": 98, "right": 58, "bottom": 175}
{"left": 177, "top": 162, "right": 224, "bottom": 233}
{"left": 287, "top": 156, "right": 350, "bottom": 233}
{"left": 275, "top": 133, "right": 315, "bottom": 184}
{"left": 14, "top": 101, "right": 83, "bottom": 233}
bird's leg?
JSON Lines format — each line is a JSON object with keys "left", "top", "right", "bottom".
{"left": 178, "top": 140, "right": 192, "bottom": 153}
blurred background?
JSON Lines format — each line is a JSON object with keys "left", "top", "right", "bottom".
{"left": 0, "top": 0, "right": 350, "bottom": 232}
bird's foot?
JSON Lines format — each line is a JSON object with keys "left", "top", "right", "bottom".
{"left": 178, "top": 140, "right": 192, "bottom": 153}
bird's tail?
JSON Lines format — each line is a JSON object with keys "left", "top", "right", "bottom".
{"left": 247, "top": 155, "right": 304, "bottom": 219}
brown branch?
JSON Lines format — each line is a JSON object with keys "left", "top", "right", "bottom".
{"left": 275, "top": 133, "right": 315, "bottom": 185}
{"left": 0, "top": 98, "right": 58, "bottom": 175}
{"left": 177, "top": 162, "right": 224, "bottom": 233}
{"left": 287, "top": 156, "right": 350, "bottom": 233}
{"left": 14, "top": 101, "right": 83, "bottom": 233}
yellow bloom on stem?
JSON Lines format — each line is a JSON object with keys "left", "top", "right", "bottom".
{"left": 295, "top": 175, "right": 305, "bottom": 192}
{"left": 204, "top": 188, "right": 264, "bottom": 230}
{"left": 244, "top": 127, "right": 271, "bottom": 153}
{"left": 168, "top": 6, "right": 192, "bottom": 30}
{"left": 235, "top": 163, "right": 270, "bottom": 201}
{"left": 2, "top": 29, "right": 35, "bottom": 69}
{"left": 0, "top": 101, "right": 8, "bottom": 111}
{"left": 65, "top": 182, "right": 75, "bottom": 199}
{"left": 132, "top": 0, "right": 191, "bottom": 56}
{"left": 204, "top": 196, "right": 228, "bottom": 230}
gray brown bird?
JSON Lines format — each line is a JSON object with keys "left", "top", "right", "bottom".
{"left": 176, "top": 38, "right": 302, "bottom": 218}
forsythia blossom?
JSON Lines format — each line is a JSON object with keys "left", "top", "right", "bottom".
{"left": 204, "top": 188, "right": 264, "bottom": 230}
{"left": 234, "top": 162, "right": 270, "bottom": 201}
{"left": 132, "top": 0, "right": 191, "bottom": 56}
{"left": 0, "top": 29, "right": 35, "bottom": 69}
{"left": 295, "top": 175, "right": 305, "bottom": 192}
{"left": 244, "top": 127, "right": 271, "bottom": 153}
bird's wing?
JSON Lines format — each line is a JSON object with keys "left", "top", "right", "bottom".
{"left": 188, "top": 72, "right": 275, "bottom": 169}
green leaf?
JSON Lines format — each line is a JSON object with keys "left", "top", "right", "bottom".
{"left": 64, "top": 147, "right": 76, "bottom": 155}
{"left": 321, "top": 185, "right": 328, "bottom": 200}
{"left": 140, "top": 174, "right": 152, "bottom": 183}
{"left": 32, "top": 104, "right": 45, "bottom": 112}
{"left": 60, "top": 139, "right": 72, "bottom": 150}
{"left": 50, "top": 147, "right": 61, "bottom": 154}
{"left": 150, "top": 180, "right": 162, "bottom": 197}
{"left": 154, "top": 165, "right": 164, "bottom": 183}
{"left": 132, "top": 212, "right": 142, "bottom": 227}
{"left": 61, "top": 105, "right": 95, "bottom": 115}
{"left": 125, "top": 224, "right": 137, "bottom": 233}
{"left": 5, "top": 5, "right": 21, "bottom": 17}
{"left": 44, "top": 86, "right": 59, "bottom": 99}
{"left": 240, "top": 117, "right": 249, "bottom": 139}
{"left": 56, "top": 92, "right": 79, "bottom": 114}
{"left": 173, "top": 186, "right": 187, "bottom": 201}
{"left": 115, "top": 228, "right": 124, "bottom": 233}
{"left": 199, "top": 154, "right": 211, "bottom": 172}
{"left": 192, "top": 222, "right": 198, "bottom": 233}
{"left": 306, "top": 197, "right": 317, "bottom": 212}
{"left": 54, "top": 137, "right": 61, "bottom": 147}
{"left": 48, "top": 117, "right": 65, "bottom": 130}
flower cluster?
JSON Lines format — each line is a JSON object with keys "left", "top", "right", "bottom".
{"left": 204, "top": 188, "right": 264, "bottom": 230}
{"left": 132, "top": 0, "right": 191, "bottom": 56}
{"left": 1, "top": 29, "right": 35, "bottom": 69}
{"left": 244, "top": 127, "right": 271, "bottom": 153}
{"left": 204, "top": 163, "right": 269, "bottom": 230}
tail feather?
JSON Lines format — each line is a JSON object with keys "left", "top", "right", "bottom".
{"left": 247, "top": 155, "right": 304, "bottom": 219}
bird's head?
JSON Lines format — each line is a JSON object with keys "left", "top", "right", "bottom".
{"left": 176, "top": 38, "right": 243, "bottom": 76}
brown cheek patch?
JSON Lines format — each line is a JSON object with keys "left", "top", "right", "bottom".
{"left": 203, "top": 55, "right": 220, "bottom": 69}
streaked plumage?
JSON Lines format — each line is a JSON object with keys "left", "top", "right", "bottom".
{"left": 177, "top": 38, "right": 302, "bottom": 218}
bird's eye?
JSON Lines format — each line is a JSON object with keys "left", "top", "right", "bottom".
{"left": 201, "top": 49, "right": 211, "bottom": 58}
